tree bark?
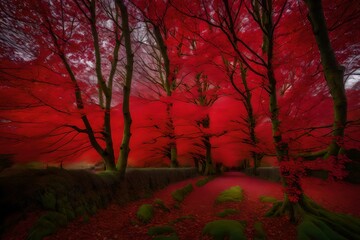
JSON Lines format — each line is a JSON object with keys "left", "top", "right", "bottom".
{"left": 153, "top": 25, "right": 179, "bottom": 167}
{"left": 304, "top": 0, "right": 347, "bottom": 159}
{"left": 116, "top": 0, "right": 134, "bottom": 177}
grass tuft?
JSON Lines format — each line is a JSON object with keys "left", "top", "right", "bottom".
{"left": 171, "top": 183, "right": 193, "bottom": 202}
{"left": 215, "top": 186, "right": 243, "bottom": 204}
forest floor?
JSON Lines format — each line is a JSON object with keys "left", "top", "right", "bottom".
{"left": 4, "top": 172, "right": 360, "bottom": 240}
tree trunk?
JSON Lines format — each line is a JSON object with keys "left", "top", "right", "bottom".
{"left": 304, "top": 0, "right": 347, "bottom": 159}
{"left": 166, "top": 103, "right": 179, "bottom": 167}
{"left": 116, "top": 0, "right": 133, "bottom": 178}
{"left": 202, "top": 114, "right": 215, "bottom": 175}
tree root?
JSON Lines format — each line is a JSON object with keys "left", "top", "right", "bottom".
{"left": 266, "top": 195, "right": 360, "bottom": 239}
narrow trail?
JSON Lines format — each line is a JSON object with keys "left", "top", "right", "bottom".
{"left": 5, "top": 172, "right": 360, "bottom": 240}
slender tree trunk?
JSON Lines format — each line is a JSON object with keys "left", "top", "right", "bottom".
{"left": 116, "top": 0, "right": 134, "bottom": 177}
{"left": 202, "top": 114, "right": 215, "bottom": 175}
{"left": 203, "top": 135, "right": 215, "bottom": 175}
{"left": 154, "top": 25, "right": 179, "bottom": 167}
{"left": 304, "top": 0, "right": 347, "bottom": 159}
{"left": 239, "top": 64, "right": 262, "bottom": 174}
{"left": 259, "top": 0, "right": 304, "bottom": 221}
{"left": 166, "top": 103, "right": 179, "bottom": 167}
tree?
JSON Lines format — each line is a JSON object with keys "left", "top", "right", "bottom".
{"left": 131, "top": 0, "right": 183, "bottom": 167}
{"left": 0, "top": 0, "right": 134, "bottom": 173}
{"left": 116, "top": 0, "right": 134, "bottom": 177}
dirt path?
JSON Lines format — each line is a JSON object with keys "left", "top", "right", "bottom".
{"left": 5, "top": 172, "right": 360, "bottom": 240}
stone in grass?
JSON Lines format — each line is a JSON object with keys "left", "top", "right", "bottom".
{"left": 216, "top": 209, "right": 239, "bottom": 218}
{"left": 259, "top": 196, "right": 278, "bottom": 203}
{"left": 215, "top": 186, "right": 243, "bottom": 204}
{"left": 136, "top": 204, "right": 154, "bottom": 223}
{"left": 203, "top": 219, "right": 247, "bottom": 240}
{"left": 147, "top": 225, "right": 175, "bottom": 236}
{"left": 254, "top": 221, "right": 267, "bottom": 240}
{"left": 171, "top": 183, "right": 193, "bottom": 202}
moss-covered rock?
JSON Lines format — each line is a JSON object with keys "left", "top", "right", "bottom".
{"left": 153, "top": 198, "right": 170, "bottom": 212}
{"left": 171, "top": 183, "right": 193, "bottom": 202}
{"left": 202, "top": 219, "right": 247, "bottom": 240}
{"left": 254, "top": 221, "right": 266, "bottom": 240}
{"left": 136, "top": 204, "right": 154, "bottom": 223}
{"left": 196, "top": 176, "right": 215, "bottom": 187}
{"left": 216, "top": 209, "right": 239, "bottom": 218}
{"left": 215, "top": 186, "right": 243, "bottom": 204}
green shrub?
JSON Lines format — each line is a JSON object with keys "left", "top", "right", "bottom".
{"left": 215, "top": 186, "right": 243, "bottom": 204}
{"left": 171, "top": 184, "right": 193, "bottom": 202}
{"left": 136, "top": 204, "right": 154, "bottom": 223}
{"left": 254, "top": 221, "right": 266, "bottom": 240}
{"left": 216, "top": 209, "right": 239, "bottom": 218}
{"left": 196, "top": 176, "right": 215, "bottom": 187}
{"left": 202, "top": 219, "right": 247, "bottom": 240}
{"left": 148, "top": 225, "right": 175, "bottom": 236}
{"left": 259, "top": 196, "right": 277, "bottom": 203}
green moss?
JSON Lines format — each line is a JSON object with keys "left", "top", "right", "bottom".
{"left": 147, "top": 225, "right": 175, "bottom": 236}
{"left": 202, "top": 219, "right": 247, "bottom": 240}
{"left": 297, "top": 215, "right": 341, "bottom": 240}
{"left": 27, "top": 212, "right": 67, "bottom": 240}
{"left": 254, "top": 221, "right": 266, "bottom": 240}
{"left": 40, "top": 191, "right": 56, "bottom": 210}
{"left": 136, "top": 204, "right": 154, "bottom": 223}
{"left": 27, "top": 218, "right": 56, "bottom": 240}
{"left": 196, "top": 176, "right": 215, "bottom": 187}
{"left": 171, "top": 183, "right": 193, "bottom": 202}
{"left": 215, "top": 186, "right": 243, "bottom": 204}
{"left": 216, "top": 209, "right": 239, "bottom": 218}
{"left": 259, "top": 196, "right": 278, "bottom": 203}
{"left": 154, "top": 198, "right": 170, "bottom": 212}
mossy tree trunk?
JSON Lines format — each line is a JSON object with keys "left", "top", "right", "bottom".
{"left": 166, "top": 103, "right": 179, "bottom": 168}
{"left": 258, "top": 3, "right": 359, "bottom": 237}
{"left": 253, "top": 0, "right": 306, "bottom": 222}
{"left": 304, "top": 0, "right": 347, "bottom": 159}
{"left": 202, "top": 115, "right": 215, "bottom": 175}
{"left": 239, "top": 64, "right": 263, "bottom": 175}
{"left": 153, "top": 24, "right": 179, "bottom": 168}
{"left": 116, "top": 0, "right": 134, "bottom": 177}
